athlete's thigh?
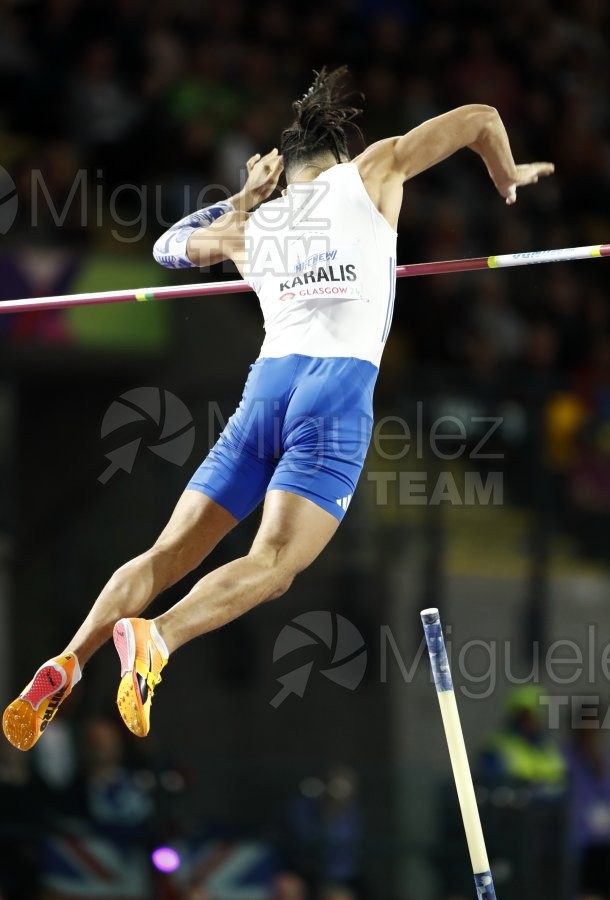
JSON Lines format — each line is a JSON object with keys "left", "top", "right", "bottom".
{"left": 153, "top": 488, "right": 238, "bottom": 569}
{"left": 271, "top": 355, "right": 376, "bottom": 520}
{"left": 250, "top": 488, "right": 339, "bottom": 573}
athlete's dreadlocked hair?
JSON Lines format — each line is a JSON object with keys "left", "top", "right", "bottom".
{"left": 280, "top": 66, "right": 363, "bottom": 174}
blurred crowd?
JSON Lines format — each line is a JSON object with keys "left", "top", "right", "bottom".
{"left": 0, "top": 711, "right": 364, "bottom": 900}
{"left": 1, "top": 0, "right": 610, "bottom": 541}
{"left": 3, "top": 694, "right": 610, "bottom": 899}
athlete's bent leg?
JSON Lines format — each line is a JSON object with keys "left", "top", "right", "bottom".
{"left": 114, "top": 490, "right": 339, "bottom": 736}
{"left": 155, "top": 489, "right": 339, "bottom": 652}
{"left": 3, "top": 490, "right": 236, "bottom": 750}
{"left": 66, "top": 490, "right": 237, "bottom": 665}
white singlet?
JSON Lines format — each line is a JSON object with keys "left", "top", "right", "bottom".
{"left": 243, "top": 162, "right": 398, "bottom": 368}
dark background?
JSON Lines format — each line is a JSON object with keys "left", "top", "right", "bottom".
{"left": 1, "top": 1, "right": 610, "bottom": 898}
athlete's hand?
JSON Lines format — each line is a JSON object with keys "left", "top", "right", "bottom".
{"left": 500, "top": 162, "right": 555, "bottom": 205}
{"left": 239, "top": 149, "right": 284, "bottom": 209}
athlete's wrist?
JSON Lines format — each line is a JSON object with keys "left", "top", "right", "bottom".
{"left": 231, "top": 189, "right": 258, "bottom": 212}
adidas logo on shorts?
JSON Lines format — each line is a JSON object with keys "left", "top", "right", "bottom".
{"left": 336, "top": 494, "right": 353, "bottom": 511}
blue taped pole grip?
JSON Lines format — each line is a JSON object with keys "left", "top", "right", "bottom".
{"left": 420, "top": 607, "right": 453, "bottom": 692}
{"left": 474, "top": 871, "right": 497, "bottom": 899}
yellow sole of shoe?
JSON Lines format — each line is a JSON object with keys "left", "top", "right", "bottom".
{"left": 116, "top": 674, "right": 148, "bottom": 738}
{"left": 2, "top": 699, "right": 38, "bottom": 751}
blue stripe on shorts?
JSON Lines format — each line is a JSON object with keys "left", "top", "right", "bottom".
{"left": 187, "top": 354, "right": 377, "bottom": 521}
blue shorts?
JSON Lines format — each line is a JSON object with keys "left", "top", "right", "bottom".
{"left": 187, "top": 354, "right": 377, "bottom": 521}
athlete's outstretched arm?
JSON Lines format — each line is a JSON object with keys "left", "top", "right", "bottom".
{"left": 360, "top": 105, "right": 554, "bottom": 205}
{"left": 153, "top": 148, "right": 284, "bottom": 269}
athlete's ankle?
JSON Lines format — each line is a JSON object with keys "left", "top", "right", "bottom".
{"left": 60, "top": 651, "right": 83, "bottom": 686}
{"left": 150, "top": 620, "right": 170, "bottom": 659}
